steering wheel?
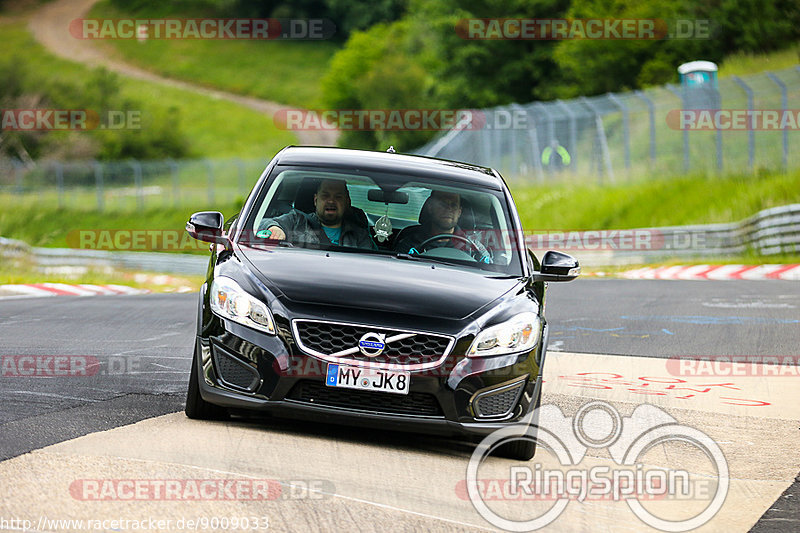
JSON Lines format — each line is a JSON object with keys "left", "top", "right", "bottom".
{"left": 417, "top": 234, "right": 491, "bottom": 263}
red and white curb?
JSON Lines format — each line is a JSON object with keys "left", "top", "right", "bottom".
{"left": 0, "top": 283, "right": 150, "bottom": 298}
{"left": 621, "top": 264, "right": 800, "bottom": 280}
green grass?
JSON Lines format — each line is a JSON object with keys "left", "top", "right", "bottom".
{"left": 88, "top": 1, "right": 339, "bottom": 107}
{"left": 511, "top": 167, "right": 800, "bottom": 230}
{"left": 719, "top": 45, "right": 800, "bottom": 78}
{"left": 0, "top": 202, "right": 241, "bottom": 250}
{"left": 1, "top": 22, "right": 297, "bottom": 159}
{"left": 2, "top": 168, "right": 798, "bottom": 257}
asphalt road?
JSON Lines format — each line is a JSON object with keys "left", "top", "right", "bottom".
{"left": 0, "top": 280, "right": 798, "bottom": 531}
{"left": 544, "top": 279, "right": 800, "bottom": 356}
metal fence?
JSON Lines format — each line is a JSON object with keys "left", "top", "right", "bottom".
{"left": 0, "top": 158, "right": 269, "bottom": 211}
{"left": 416, "top": 66, "right": 800, "bottom": 182}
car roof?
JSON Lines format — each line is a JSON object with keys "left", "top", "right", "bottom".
{"left": 273, "top": 146, "right": 505, "bottom": 190}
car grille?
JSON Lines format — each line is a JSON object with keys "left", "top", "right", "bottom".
{"left": 293, "top": 320, "right": 452, "bottom": 368}
{"left": 212, "top": 344, "right": 260, "bottom": 392}
{"left": 473, "top": 381, "right": 525, "bottom": 418}
{"left": 287, "top": 380, "right": 444, "bottom": 417}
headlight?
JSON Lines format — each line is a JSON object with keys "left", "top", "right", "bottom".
{"left": 209, "top": 276, "right": 275, "bottom": 335}
{"left": 467, "top": 312, "right": 541, "bottom": 357}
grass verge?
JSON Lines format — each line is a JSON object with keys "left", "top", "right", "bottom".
{"left": 0, "top": 261, "right": 204, "bottom": 292}
{"left": 718, "top": 45, "right": 800, "bottom": 78}
{"left": 513, "top": 168, "right": 800, "bottom": 230}
{"left": 88, "top": 1, "right": 339, "bottom": 108}
{"left": 0, "top": 202, "right": 241, "bottom": 250}
{"left": 1, "top": 22, "right": 297, "bottom": 159}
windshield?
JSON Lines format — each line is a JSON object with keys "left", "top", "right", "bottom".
{"left": 241, "top": 165, "right": 524, "bottom": 276}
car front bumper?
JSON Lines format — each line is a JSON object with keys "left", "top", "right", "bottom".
{"left": 193, "top": 317, "right": 547, "bottom": 438}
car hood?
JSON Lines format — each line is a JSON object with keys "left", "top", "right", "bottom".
{"left": 238, "top": 246, "right": 523, "bottom": 320}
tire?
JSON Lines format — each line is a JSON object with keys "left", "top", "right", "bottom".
{"left": 494, "top": 435, "right": 537, "bottom": 461}
{"left": 492, "top": 385, "right": 542, "bottom": 461}
{"left": 185, "top": 342, "right": 228, "bottom": 420}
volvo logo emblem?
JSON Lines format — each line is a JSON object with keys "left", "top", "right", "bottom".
{"left": 358, "top": 332, "right": 386, "bottom": 357}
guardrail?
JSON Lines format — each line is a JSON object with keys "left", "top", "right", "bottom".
{"left": 31, "top": 248, "right": 208, "bottom": 276}
{"left": 2, "top": 204, "right": 798, "bottom": 272}
{"left": 526, "top": 204, "right": 800, "bottom": 266}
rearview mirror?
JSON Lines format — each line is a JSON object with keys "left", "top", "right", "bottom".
{"left": 532, "top": 250, "right": 580, "bottom": 282}
{"left": 186, "top": 211, "right": 226, "bottom": 244}
{"left": 367, "top": 189, "right": 409, "bottom": 204}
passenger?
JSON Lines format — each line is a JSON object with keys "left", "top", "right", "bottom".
{"left": 259, "top": 179, "right": 375, "bottom": 249}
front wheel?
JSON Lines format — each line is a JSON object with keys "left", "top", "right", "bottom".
{"left": 185, "top": 342, "right": 228, "bottom": 420}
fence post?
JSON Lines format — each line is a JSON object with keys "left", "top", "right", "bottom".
{"left": 581, "top": 97, "right": 613, "bottom": 183}
{"left": 555, "top": 99, "right": 577, "bottom": 170}
{"left": 534, "top": 103, "right": 555, "bottom": 180}
{"left": 766, "top": 72, "right": 788, "bottom": 169}
{"left": 55, "top": 162, "right": 64, "bottom": 209}
{"left": 731, "top": 76, "right": 754, "bottom": 171}
{"left": 489, "top": 109, "right": 505, "bottom": 173}
{"left": 666, "top": 84, "right": 689, "bottom": 172}
{"left": 714, "top": 87, "right": 723, "bottom": 172}
{"left": 535, "top": 102, "right": 554, "bottom": 147}
{"left": 94, "top": 160, "right": 104, "bottom": 212}
{"left": 130, "top": 160, "right": 144, "bottom": 211}
{"left": 607, "top": 93, "right": 630, "bottom": 171}
{"left": 205, "top": 159, "right": 215, "bottom": 204}
{"left": 635, "top": 90, "right": 656, "bottom": 163}
{"left": 519, "top": 105, "right": 545, "bottom": 182}
{"left": 168, "top": 159, "right": 179, "bottom": 207}
{"left": 236, "top": 159, "right": 246, "bottom": 197}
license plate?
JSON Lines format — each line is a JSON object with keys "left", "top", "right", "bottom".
{"left": 326, "top": 364, "right": 410, "bottom": 395}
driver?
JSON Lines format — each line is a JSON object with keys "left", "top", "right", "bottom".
{"left": 258, "top": 179, "right": 376, "bottom": 249}
{"left": 394, "top": 191, "right": 490, "bottom": 261}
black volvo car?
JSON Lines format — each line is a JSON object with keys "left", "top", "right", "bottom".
{"left": 185, "top": 146, "right": 578, "bottom": 460}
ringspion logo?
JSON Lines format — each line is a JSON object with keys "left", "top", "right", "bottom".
{"left": 466, "top": 401, "right": 728, "bottom": 531}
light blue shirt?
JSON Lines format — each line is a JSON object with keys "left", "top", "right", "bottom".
{"left": 322, "top": 226, "right": 342, "bottom": 245}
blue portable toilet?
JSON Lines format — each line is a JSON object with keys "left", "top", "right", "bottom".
{"left": 678, "top": 60, "right": 718, "bottom": 89}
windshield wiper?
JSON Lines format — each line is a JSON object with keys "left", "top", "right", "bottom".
{"left": 392, "top": 252, "right": 455, "bottom": 267}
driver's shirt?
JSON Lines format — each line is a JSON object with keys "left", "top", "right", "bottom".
{"left": 259, "top": 209, "right": 375, "bottom": 249}
{"left": 322, "top": 226, "right": 341, "bottom": 245}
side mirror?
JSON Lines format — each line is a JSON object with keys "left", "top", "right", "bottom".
{"left": 186, "top": 211, "right": 226, "bottom": 244}
{"left": 532, "top": 250, "right": 580, "bottom": 282}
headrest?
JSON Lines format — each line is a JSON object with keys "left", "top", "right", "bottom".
{"left": 293, "top": 178, "right": 321, "bottom": 213}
